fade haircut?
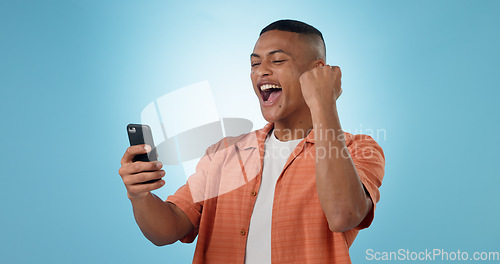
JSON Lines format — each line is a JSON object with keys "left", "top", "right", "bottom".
{"left": 260, "top": 19, "right": 326, "bottom": 60}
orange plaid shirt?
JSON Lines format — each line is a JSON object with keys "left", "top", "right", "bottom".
{"left": 167, "top": 123, "right": 385, "bottom": 263}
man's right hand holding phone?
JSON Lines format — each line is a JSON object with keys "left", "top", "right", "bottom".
{"left": 118, "top": 144, "right": 166, "bottom": 200}
{"left": 118, "top": 144, "right": 193, "bottom": 245}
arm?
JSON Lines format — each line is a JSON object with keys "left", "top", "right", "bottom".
{"left": 311, "top": 106, "right": 372, "bottom": 232}
{"left": 118, "top": 145, "right": 194, "bottom": 245}
{"left": 300, "top": 65, "right": 372, "bottom": 232}
{"left": 130, "top": 193, "right": 194, "bottom": 246}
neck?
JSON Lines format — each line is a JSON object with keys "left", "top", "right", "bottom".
{"left": 273, "top": 111, "right": 313, "bottom": 141}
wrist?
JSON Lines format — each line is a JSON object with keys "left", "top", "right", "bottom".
{"left": 128, "top": 191, "right": 151, "bottom": 202}
{"left": 310, "top": 104, "right": 339, "bottom": 123}
{"left": 308, "top": 99, "right": 336, "bottom": 113}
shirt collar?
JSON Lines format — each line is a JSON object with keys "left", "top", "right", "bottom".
{"left": 236, "top": 123, "right": 315, "bottom": 150}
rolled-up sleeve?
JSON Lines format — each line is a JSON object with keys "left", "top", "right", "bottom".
{"left": 347, "top": 134, "right": 385, "bottom": 230}
{"left": 166, "top": 144, "right": 215, "bottom": 243}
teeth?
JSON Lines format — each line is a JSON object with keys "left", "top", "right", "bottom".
{"left": 260, "top": 84, "right": 282, "bottom": 91}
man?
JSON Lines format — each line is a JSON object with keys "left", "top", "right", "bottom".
{"left": 119, "top": 19, "right": 385, "bottom": 263}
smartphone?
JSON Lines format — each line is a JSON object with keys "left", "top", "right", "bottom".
{"left": 127, "top": 124, "right": 159, "bottom": 183}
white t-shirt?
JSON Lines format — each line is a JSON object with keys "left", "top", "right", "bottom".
{"left": 245, "top": 130, "right": 302, "bottom": 264}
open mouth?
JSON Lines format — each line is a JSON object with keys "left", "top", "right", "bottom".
{"left": 260, "top": 84, "right": 282, "bottom": 102}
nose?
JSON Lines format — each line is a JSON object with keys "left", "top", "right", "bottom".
{"left": 255, "top": 61, "right": 272, "bottom": 77}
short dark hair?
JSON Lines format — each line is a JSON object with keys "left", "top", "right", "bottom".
{"left": 260, "top": 19, "right": 324, "bottom": 43}
{"left": 260, "top": 19, "right": 326, "bottom": 60}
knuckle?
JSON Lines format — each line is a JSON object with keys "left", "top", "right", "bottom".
{"left": 119, "top": 165, "right": 133, "bottom": 176}
{"left": 126, "top": 173, "right": 143, "bottom": 185}
{"left": 126, "top": 147, "right": 134, "bottom": 154}
{"left": 156, "top": 180, "right": 165, "bottom": 187}
{"left": 122, "top": 173, "right": 134, "bottom": 185}
{"left": 151, "top": 171, "right": 161, "bottom": 180}
{"left": 123, "top": 176, "right": 133, "bottom": 186}
{"left": 139, "top": 172, "right": 152, "bottom": 183}
{"left": 136, "top": 173, "right": 147, "bottom": 182}
{"left": 118, "top": 167, "right": 125, "bottom": 176}
{"left": 148, "top": 162, "right": 157, "bottom": 171}
{"left": 132, "top": 162, "right": 141, "bottom": 172}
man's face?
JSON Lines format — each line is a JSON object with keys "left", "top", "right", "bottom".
{"left": 250, "top": 30, "right": 318, "bottom": 125}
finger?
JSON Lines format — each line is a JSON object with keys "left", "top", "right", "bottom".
{"left": 124, "top": 170, "right": 166, "bottom": 186}
{"left": 119, "top": 161, "right": 163, "bottom": 177}
{"left": 127, "top": 179, "right": 166, "bottom": 195}
{"left": 330, "top": 65, "right": 341, "bottom": 75}
{"left": 121, "top": 145, "right": 152, "bottom": 165}
{"left": 320, "top": 64, "right": 333, "bottom": 72}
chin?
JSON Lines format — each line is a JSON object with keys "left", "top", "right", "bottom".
{"left": 260, "top": 109, "right": 282, "bottom": 123}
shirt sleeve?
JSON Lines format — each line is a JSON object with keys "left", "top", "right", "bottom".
{"left": 347, "top": 133, "right": 385, "bottom": 230}
{"left": 165, "top": 143, "right": 216, "bottom": 243}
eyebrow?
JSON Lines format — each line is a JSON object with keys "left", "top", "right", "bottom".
{"left": 250, "top": 49, "right": 289, "bottom": 59}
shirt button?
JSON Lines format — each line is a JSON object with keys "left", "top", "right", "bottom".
{"left": 251, "top": 191, "right": 257, "bottom": 196}
{"left": 240, "top": 229, "right": 246, "bottom": 236}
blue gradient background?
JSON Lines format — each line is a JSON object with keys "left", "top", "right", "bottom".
{"left": 1, "top": 0, "right": 499, "bottom": 263}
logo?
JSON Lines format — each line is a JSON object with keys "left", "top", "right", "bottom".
{"left": 141, "top": 81, "right": 254, "bottom": 178}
